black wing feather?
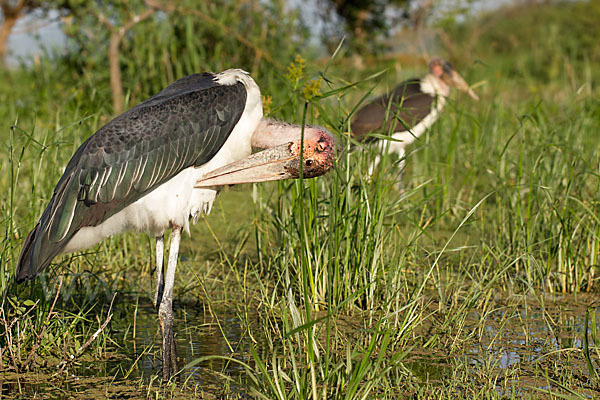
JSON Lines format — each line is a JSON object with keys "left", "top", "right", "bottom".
{"left": 16, "top": 73, "right": 247, "bottom": 282}
{"left": 351, "top": 78, "right": 435, "bottom": 141}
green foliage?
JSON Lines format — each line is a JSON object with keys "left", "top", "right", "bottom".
{"left": 1, "top": 0, "right": 600, "bottom": 398}
{"left": 320, "top": 0, "right": 411, "bottom": 53}
{"left": 445, "top": 1, "right": 600, "bottom": 84}
{"left": 51, "top": 0, "right": 312, "bottom": 114}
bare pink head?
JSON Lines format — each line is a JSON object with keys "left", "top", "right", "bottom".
{"left": 429, "top": 58, "right": 479, "bottom": 100}
{"left": 196, "top": 119, "right": 337, "bottom": 187}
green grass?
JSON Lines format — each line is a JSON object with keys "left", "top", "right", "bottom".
{"left": 2, "top": 1, "right": 600, "bottom": 398}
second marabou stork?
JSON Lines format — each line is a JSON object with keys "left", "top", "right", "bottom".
{"left": 15, "top": 69, "right": 336, "bottom": 380}
{"left": 351, "top": 58, "right": 478, "bottom": 185}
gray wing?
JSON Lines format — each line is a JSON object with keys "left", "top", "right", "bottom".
{"left": 351, "top": 78, "right": 435, "bottom": 141}
{"left": 16, "top": 73, "right": 247, "bottom": 281}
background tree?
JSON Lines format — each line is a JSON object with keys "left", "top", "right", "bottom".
{"left": 0, "top": 0, "right": 77, "bottom": 67}
{"left": 318, "top": 0, "right": 413, "bottom": 53}
{"left": 31, "top": 0, "right": 309, "bottom": 115}
{"left": 57, "top": 0, "right": 157, "bottom": 114}
{"left": 56, "top": 0, "right": 309, "bottom": 116}
{"left": 0, "top": 0, "right": 33, "bottom": 66}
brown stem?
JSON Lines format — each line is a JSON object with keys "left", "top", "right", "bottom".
{"left": 0, "top": 15, "right": 17, "bottom": 65}
{"left": 108, "top": 31, "right": 124, "bottom": 114}
{"left": 120, "top": 8, "right": 155, "bottom": 36}
{"left": 95, "top": 11, "right": 114, "bottom": 33}
{"left": 23, "top": 277, "right": 62, "bottom": 369}
{"left": 0, "top": 0, "right": 27, "bottom": 66}
{"left": 94, "top": 6, "right": 156, "bottom": 114}
{"left": 54, "top": 292, "right": 116, "bottom": 375}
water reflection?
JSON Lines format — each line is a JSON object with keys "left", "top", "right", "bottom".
{"left": 408, "top": 299, "right": 599, "bottom": 386}
{"left": 113, "top": 298, "right": 255, "bottom": 388}
{"left": 467, "top": 303, "right": 593, "bottom": 370}
{"left": 2, "top": 293, "right": 598, "bottom": 397}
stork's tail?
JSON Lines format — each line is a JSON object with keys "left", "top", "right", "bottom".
{"left": 16, "top": 222, "right": 43, "bottom": 283}
{"left": 15, "top": 204, "right": 64, "bottom": 283}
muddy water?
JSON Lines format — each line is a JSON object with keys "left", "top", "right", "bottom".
{"left": 0, "top": 297, "right": 257, "bottom": 398}
{"left": 468, "top": 306, "right": 587, "bottom": 369}
{"left": 113, "top": 299, "right": 256, "bottom": 386}
{"left": 1, "top": 293, "right": 599, "bottom": 397}
{"left": 407, "top": 294, "right": 600, "bottom": 395}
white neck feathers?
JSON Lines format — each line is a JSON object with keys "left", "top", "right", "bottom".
{"left": 216, "top": 68, "right": 263, "bottom": 125}
{"left": 420, "top": 74, "right": 450, "bottom": 98}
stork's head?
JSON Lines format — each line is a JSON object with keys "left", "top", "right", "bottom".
{"left": 195, "top": 119, "right": 337, "bottom": 187}
{"left": 429, "top": 58, "right": 479, "bottom": 100}
{"left": 276, "top": 125, "right": 337, "bottom": 179}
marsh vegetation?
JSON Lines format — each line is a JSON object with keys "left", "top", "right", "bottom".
{"left": 1, "top": 0, "right": 600, "bottom": 398}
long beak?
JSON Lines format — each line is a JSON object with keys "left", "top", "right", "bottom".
{"left": 448, "top": 70, "right": 479, "bottom": 101}
{"left": 195, "top": 143, "right": 298, "bottom": 187}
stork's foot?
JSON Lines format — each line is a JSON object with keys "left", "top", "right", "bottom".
{"left": 159, "top": 303, "right": 178, "bottom": 380}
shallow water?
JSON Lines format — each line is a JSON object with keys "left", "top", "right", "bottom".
{"left": 406, "top": 294, "right": 600, "bottom": 396}
{"left": 0, "top": 295, "right": 258, "bottom": 398}
{"left": 468, "top": 298, "right": 592, "bottom": 368}
{"left": 2, "top": 293, "right": 599, "bottom": 398}
{"left": 112, "top": 299, "right": 257, "bottom": 389}
{"left": 123, "top": 294, "right": 599, "bottom": 393}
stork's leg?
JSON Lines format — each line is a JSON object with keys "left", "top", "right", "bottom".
{"left": 367, "top": 141, "right": 385, "bottom": 178}
{"left": 367, "top": 154, "right": 381, "bottom": 177}
{"left": 396, "top": 146, "right": 406, "bottom": 188}
{"left": 158, "top": 225, "right": 180, "bottom": 380}
{"left": 397, "top": 151, "right": 406, "bottom": 172}
{"left": 388, "top": 143, "right": 406, "bottom": 192}
{"left": 153, "top": 235, "right": 165, "bottom": 308}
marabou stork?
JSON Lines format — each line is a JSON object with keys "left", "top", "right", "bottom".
{"left": 351, "top": 58, "right": 478, "bottom": 185}
{"left": 15, "top": 69, "right": 336, "bottom": 380}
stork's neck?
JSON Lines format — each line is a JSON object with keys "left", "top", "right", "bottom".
{"left": 251, "top": 119, "right": 327, "bottom": 150}
{"left": 420, "top": 74, "right": 450, "bottom": 98}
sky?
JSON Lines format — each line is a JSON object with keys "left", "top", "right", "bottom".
{"left": 5, "top": 10, "right": 66, "bottom": 66}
